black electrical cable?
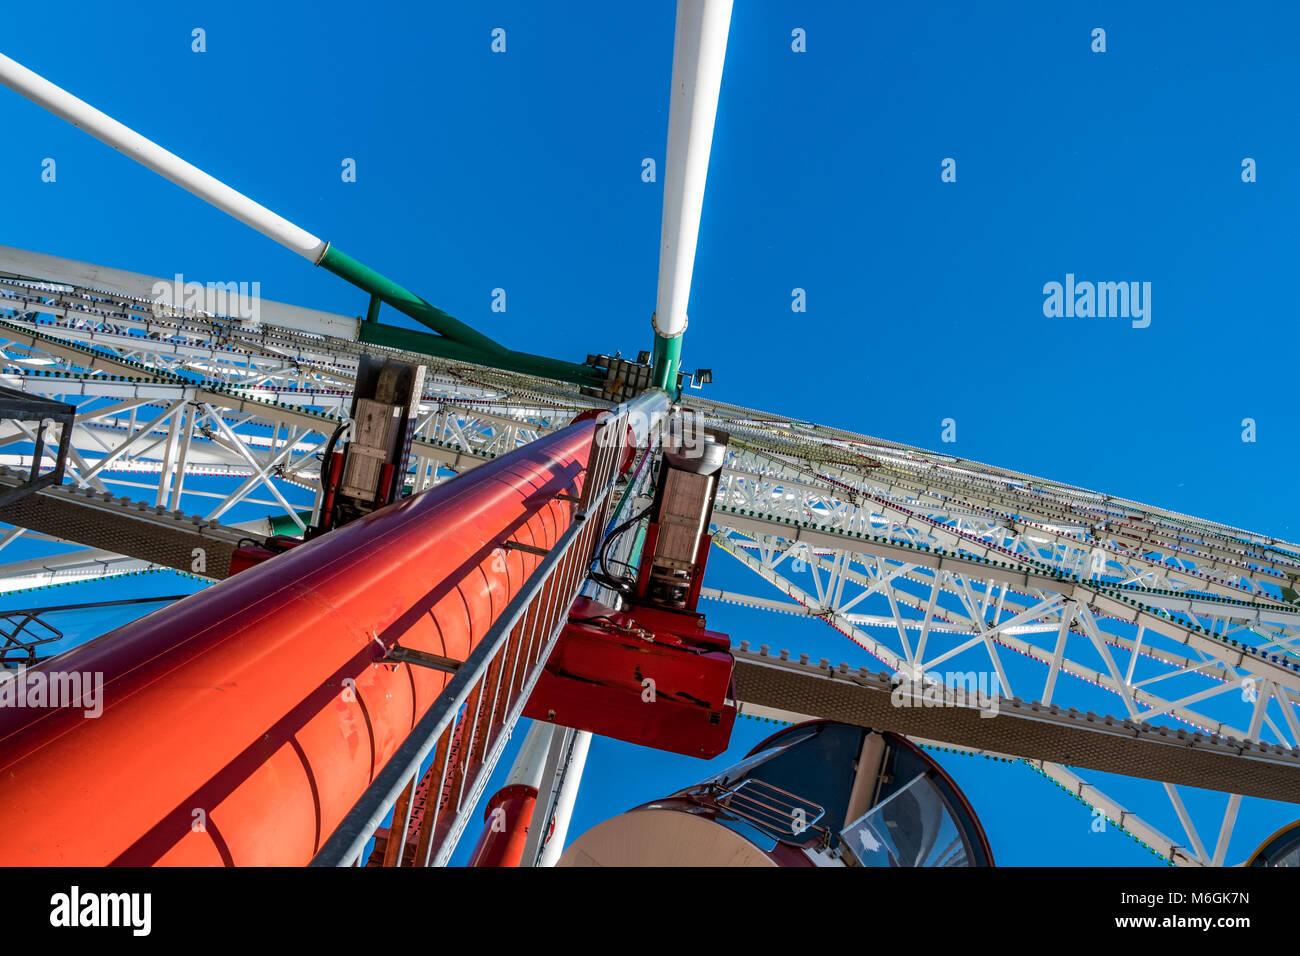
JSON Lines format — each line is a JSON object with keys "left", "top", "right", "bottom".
{"left": 599, "top": 505, "right": 653, "bottom": 565}
{"left": 314, "top": 418, "right": 353, "bottom": 530}
{"left": 592, "top": 504, "right": 654, "bottom": 595}
{"left": 319, "top": 418, "right": 349, "bottom": 470}
{"left": 236, "top": 536, "right": 296, "bottom": 554}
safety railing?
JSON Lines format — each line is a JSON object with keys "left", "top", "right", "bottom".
{"left": 312, "top": 405, "right": 636, "bottom": 867}
{"left": 691, "top": 777, "right": 828, "bottom": 848}
{"left": 0, "top": 384, "right": 74, "bottom": 508}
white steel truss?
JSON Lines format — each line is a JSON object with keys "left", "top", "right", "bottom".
{"left": 1, "top": 253, "right": 1297, "bottom": 867}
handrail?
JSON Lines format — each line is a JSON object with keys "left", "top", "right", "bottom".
{"left": 312, "top": 404, "right": 642, "bottom": 866}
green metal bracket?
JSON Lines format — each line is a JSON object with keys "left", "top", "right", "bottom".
{"left": 319, "top": 245, "right": 505, "bottom": 355}
{"left": 357, "top": 322, "right": 605, "bottom": 388}
{"left": 320, "top": 244, "right": 605, "bottom": 389}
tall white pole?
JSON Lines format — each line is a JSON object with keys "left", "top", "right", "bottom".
{"left": 650, "top": 0, "right": 733, "bottom": 390}
{"left": 536, "top": 729, "right": 592, "bottom": 867}
{"left": 0, "top": 52, "right": 327, "bottom": 263}
{"left": 504, "top": 720, "right": 553, "bottom": 792}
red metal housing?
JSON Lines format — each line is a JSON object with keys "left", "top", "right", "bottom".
{"left": 523, "top": 596, "right": 736, "bottom": 758}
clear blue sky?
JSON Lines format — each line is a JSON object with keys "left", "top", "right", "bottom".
{"left": 3, "top": 1, "right": 1297, "bottom": 865}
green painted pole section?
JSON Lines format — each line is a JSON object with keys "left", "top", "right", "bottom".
{"left": 651, "top": 332, "right": 682, "bottom": 395}
{"left": 267, "top": 510, "right": 313, "bottom": 536}
{"left": 323, "top": 243, "right": 607, "bottom": 388}
{"left": 319, "top": 245, "right": 506, "bottom": 356}
{"left": 629, "top": 524, "right": 648, "bottom": 572}
{"left": 358, "top": 322, "right": 605, "bottom": 389}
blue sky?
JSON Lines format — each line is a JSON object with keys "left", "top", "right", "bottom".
{"left": 3, "top": 1, "right": 1298, "bottom": 865}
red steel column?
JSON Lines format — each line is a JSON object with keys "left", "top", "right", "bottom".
{"left": 466, "top": 720, "right": 553, "bottom": 866}
{"left": 466, "top": 785, "right": 541, "bottom": 867}
{"left": 0, "top": 418, "right": 601, "bottom": 865}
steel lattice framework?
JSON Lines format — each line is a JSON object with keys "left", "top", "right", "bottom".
{"left": 2, "top": 253, "right": 1299, "bottom": 867}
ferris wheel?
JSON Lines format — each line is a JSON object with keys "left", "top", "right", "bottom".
{"left": 0, "top": 1, "right": 1296, "bottom": 870}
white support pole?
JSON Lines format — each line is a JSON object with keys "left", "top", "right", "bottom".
{"left": 169, "top": 406, "right": 195, "bottom": 513}
{"left": 0, "top": 53, "right": 327, "bottom": 264}
{"left": 536, "top": 729, "right": 592, "bottom": 868}
{"left": 155, "top": 405, "right": 184, "bottom": 508}
{"left": 652, "top": 0, "right": 734, "bottom": 341}
{"left": 505, "top": 721, "right": 555, "bottom": 793}
{"left": 519, "top": 725, "right": 570, "bottom": 867}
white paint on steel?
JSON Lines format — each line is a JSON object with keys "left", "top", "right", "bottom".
{"left": 651, "top": 0, "right": 733, "bottom": 339}
{"left": 537, "top": 729, "right": 592, "bottom": 867}
{"left": 0, "top": 54, "right": 329, "bottom": 264}
{"left": 504, "top": 720, "right": 553, "bottom": 791}
{"left": 0, "top": 246, "right": 357, "bottom": 339}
